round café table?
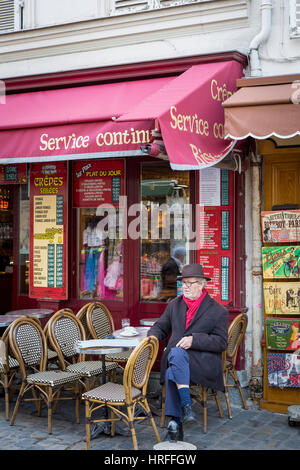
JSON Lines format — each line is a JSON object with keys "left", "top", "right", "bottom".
{"left": 112, "top": 326, "right": 150, "bottom": 340}
{"left": 6, "top": 309, "right": 54, "bottom": 319}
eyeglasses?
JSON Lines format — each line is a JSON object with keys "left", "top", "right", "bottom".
{"left": 182, "top": 280, "right": 200, "bottom": 288}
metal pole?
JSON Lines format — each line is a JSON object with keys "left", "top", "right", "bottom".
{"left": 249, "top": 152, "right": 264, "bottom": 401}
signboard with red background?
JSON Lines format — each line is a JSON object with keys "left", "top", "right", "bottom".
{"left": 29, "top": 162, "right": 68, "bottom": 299}
{"left": 197, "top": 169, "right": 234, "bottom": 305}
{"left": 73, "top": 159, "right": 125, "bottom": 208}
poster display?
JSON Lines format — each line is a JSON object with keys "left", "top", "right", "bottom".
{"left": 262, "top": 246, "right": 300, "bottom": 279}
{"left": 73, "top": 159, "right": 125, "bottom": 208}
{"left": 263, "top": 281, "right": 300, "bottom": 315}
{"left": 261, "top": 210, "right": 300, "bottom": 243}
{"left": 266, "top": 318, "right": 300, "bottom": 350}
{"left": 267, "top": 352, "right": 300, "bottom": 388}
{"left": 197, "top": 169, "right": 233, "bottom": 304}
{"left": 0, "top": 163, "right": 27, "bottom": 184}
{"left": 29, "top": 162, "right": 68, "bottom": 299}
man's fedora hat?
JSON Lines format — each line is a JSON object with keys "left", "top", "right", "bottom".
{"left": 177, "top": 264, "right": 211, "bottom": 281}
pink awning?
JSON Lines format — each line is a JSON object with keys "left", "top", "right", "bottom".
{"left": 118, "top": 60, "right": 244, "bottom": 170}
{"left": 0, "top": 61, "right": 244, "bottom": 168}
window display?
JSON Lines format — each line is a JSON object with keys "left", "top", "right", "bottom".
{"left": 78, "top": 208, "right": 123, "bottom": 300}
{"left": 140, "top": 163, "right": 190, "bottom": 302}
{"left": 19, "top": 183, "right": 29, "bottom": 294}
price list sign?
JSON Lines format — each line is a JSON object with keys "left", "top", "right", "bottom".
{"left": 73, "top": 159, "right": 125, "bottom": 208}
{"left": 197, "top": 169, "right": 234, "bottom": 305}
{"left": 29, "top": 162, "right": 68, "bottom": 299}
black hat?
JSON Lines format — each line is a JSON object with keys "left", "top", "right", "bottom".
{"left": 177, "top": 264, "right": 211, "bottom": 281}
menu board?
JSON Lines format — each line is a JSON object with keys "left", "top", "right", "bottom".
{"left": 197, "top": 169, "right": 233, "bottom": 304}
{"left": 263, "top": 281, "right": 300, "bottom": 315}
{"left": 261, "top": 210, "right": 300, "bottom": 243}
{"left": 262, "top": 246, "right": 300, "bottom": 279}
{"left": 0, "top": 164, "right": 27, "bottom": 184}
{"left": 73, "top": 159, "right": 125, "bottom": 208}
{"left": 29, "top": 162, "right": 68, "bottom": 299}
{"left": 266, "top": 318, "right": 300, "bottom": 350}
{"left": 267, "top": 352, "right": 300, "bottom": 388}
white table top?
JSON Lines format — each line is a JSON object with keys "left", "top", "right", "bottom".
{"left": 113, "top": 326, "right": 150, "bottom": 340}
{"left": 140, "top": 318, "right": 157, "bottom": 327}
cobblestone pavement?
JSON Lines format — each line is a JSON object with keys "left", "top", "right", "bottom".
{"left": 0, "top": 391, "right": 299, "bottom": 452}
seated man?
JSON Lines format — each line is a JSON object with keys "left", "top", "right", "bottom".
{"left": 148, "top": 263, "right": 228, "bottom": 441}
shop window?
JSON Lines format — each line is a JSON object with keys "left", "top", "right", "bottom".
{"left": 19, "top": 182, "right": 29, "bottom": 294}
{"left": 78, "top": 207, "right": 123, "bottom": 301}
{"left": 140, "top": 162, "right": 190, "bottom": 302}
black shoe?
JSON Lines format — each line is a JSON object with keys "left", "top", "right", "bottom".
{"left": 163, "top": 419, "right": 184, "bottom": 442}
{"left": 182, "top": 403, "right": 196, "bottom": 424}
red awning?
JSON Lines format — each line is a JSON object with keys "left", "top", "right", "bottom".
{"left": 118, "top": 60, "right": 244, "bottom": 170}
{"left": 0, "top": 61, "right": 244, "bottom": 168}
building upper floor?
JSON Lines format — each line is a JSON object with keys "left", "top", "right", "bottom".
{"left": 0, "top": 0, "right": 299, "bottom": 80}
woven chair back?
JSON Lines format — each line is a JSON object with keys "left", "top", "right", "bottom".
{"left": 86, "top": 302, "right": 114, "bottom": 339}
{"left": 76, "top": 303, "right": 93, "bottom": 339}
{"left": 48, "top": 309, "right": 86, "bottom": 367}
{"left": 227, "top": 313, "right": 248, "bottom": 366}
{"left": 123, "top": 336, "right": 158, "bottom": 402}
{"left": 8, "top": 317, "right": 47, "bottom": 376}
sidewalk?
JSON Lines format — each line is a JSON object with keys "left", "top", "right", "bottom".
{"left": 0, "top": 391, "right": 299, "bottom": 451}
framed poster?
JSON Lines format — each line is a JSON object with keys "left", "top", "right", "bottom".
{"left": 267, "top": 352, "right": 300, "bottom": 388}
{"left": 73, "top": 159, "right": 125, "bottom": 208}
{"left": 266, "top": 318, "right": 300, "bottom": 350}
{"left": 197, "top": 169, "right": 233, "bottom": 305}
{"left": 29, "top": 162, "right": 68, "bottom": 299}
{"left": 261, "top": 210, "right": 300, "bottom": 243}
{"left": 263, "top": 281, "right": 300, "bottom": 315}
{"left": 262, "top": 246, "right": 300, "bottom": 279}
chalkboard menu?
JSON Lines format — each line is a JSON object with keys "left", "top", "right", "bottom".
{"left": 29, "top": 162, "right": 68, "bottom": 299}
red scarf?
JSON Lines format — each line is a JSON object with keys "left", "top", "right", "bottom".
{"left": 183, "top": 288, "right": 207, "bottom": 329}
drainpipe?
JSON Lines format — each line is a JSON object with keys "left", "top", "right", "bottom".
{"left": 249, "top": 152, "right": 264, "bottom": 401}
{"left": 249, "top": 0, "right": 273, "bottom": 77}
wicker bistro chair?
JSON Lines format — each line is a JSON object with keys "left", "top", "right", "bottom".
{"left": 222, "top": 313, "right": 248, "bottom": 419}
{"left": 86, "top": 302, "right": 133, "bottom": 367}
{"left": 8, "top": 317, "right": 82, "bottom": 434}
{"left": 82, "top": 336, "right": 161, "bottom": 450}
{"left": 0, "top": 325, "right": 19, "bottom": 420}
{"left": 47, "top": 309, "right": 117, "bottom": 391}
{"left": 76, "top": 303, "right": 93, "bottom": 340}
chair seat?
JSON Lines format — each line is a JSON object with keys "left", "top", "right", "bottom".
{"left": 27, "top": 370, "right": 81, "bottom": 386}
{"left": 106, "top": 350, "right": 133, "bottom": 362}
{"left": 82, "top": 381, "right": 141, "bottom": 402}
{"left": 0, "top": 355, "right": 19, "bottom": 371}
{"left": 66, "top": 360, "right": 117, "bottom": 377}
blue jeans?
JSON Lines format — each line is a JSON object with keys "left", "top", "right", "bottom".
{"left": 164, "top": 347, "right": 190, "bottom": 418}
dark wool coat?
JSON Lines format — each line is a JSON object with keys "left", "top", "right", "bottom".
{"left": 148, "top": 293, "right": 228, "bottom": 391}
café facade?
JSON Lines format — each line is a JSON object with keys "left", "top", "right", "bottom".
{"left": 0, "top": 52, "right": 249, "bottom": 368}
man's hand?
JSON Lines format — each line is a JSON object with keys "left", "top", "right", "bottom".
{"left": 176, "top": 335, "right": 193, "bottom": 350}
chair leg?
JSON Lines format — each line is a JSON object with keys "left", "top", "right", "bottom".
{"left": 127, "top": 404, "right": 138, "bottom": 450}
{"left": 202, "top": 386, "right": 207, "bottom": 434}
{"left": 4, "top": 372, "right": 10, "bottom": 421}
{"left": 231, "top": 369, "right": 248, "bottom": 410}
{"left": 213, "top": 390, "right": 224, "bottom": 418}
{"left": 47, "top": 386, "right": 53, "bottom": 434}
{"left": 10, "top": 381, "right": 26, "bottom": 426}
{"left": 160, "top": 384, "right": 166, "bottom": 428}
{"left": 85, "top": 400, "right": 91, "bottom": 450}
{"left": 143, "top": 399, "right": 161, "bottom": 444}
